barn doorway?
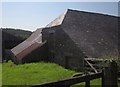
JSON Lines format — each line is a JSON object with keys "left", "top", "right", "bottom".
{"left": 65, "top": 56, "right": 70, "bottom": 69}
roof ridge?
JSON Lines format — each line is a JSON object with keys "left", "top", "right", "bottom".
{"left": 45, "top": 10, "right": 68, "bottom": 28}
{"left": 67, "top": 9, "right": 119, "bottom": 18}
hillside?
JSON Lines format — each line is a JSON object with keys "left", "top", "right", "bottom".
{"left": 2, "top": 28, "right": 32, "bottom": 49}
{"left": 2, "top": 28, "right": 32, "bottom": 39}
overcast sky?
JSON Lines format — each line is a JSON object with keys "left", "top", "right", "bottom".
{"left": 1, "top": 2, "right": 119, "bottom": 31}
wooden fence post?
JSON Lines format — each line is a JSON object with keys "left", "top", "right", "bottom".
{"left": 102, "top": 60, "right": 118, "bottom": 87}
{"left": 85, "top": 80, "right": 90, "bottom": 87}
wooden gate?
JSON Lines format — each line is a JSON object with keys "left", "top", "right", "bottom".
{"left": 32, "top": 60, "right": 119, "bottom": 87}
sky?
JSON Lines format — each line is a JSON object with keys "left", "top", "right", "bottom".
{"left": 1, "top": 2, "right": 119, "bottom": 31}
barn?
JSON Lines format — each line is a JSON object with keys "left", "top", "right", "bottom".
{"left": 11, "top": 9, "right": 119, "bottom": 71}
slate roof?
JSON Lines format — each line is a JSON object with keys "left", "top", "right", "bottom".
{"left": 11, "top": 11, "right": 67, "bottom": 62}
{"left": 46, "top": 10, "right": 67, "bottom": 28}
{"left": 61, "top": 9, "right": 119, "bottom": 57}
{"left": 11, "top": 28, "right": 45, "bottom": 62}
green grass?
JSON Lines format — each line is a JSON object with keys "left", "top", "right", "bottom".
{"left": 2, "top": 61, "right": 78, "bottom": 85}
{"left": 0, "top": 63, "right": 2, "bottom": 86}
{"left": 71, "top": 77, "right": 101, "bottom": 87}
{"left": 2, "top": 61, "right": 101, "bottom": 86}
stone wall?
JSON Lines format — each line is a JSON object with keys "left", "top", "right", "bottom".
{"left": 21, "top": 42, "right": 49, "bottom": 63}
{"left": 42, "top": 26, "right": 84, "bottom": 71}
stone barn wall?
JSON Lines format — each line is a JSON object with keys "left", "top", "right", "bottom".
{"left": 21, "top": 42, "right": 49, "bottom": 64}
{"left": 42, "top": 26, "right": 85, "bottom": 71}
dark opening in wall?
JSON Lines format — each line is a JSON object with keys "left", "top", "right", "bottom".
{"left": 50, "top": 51, "right": 55, "bottom": 61}
{"left": 65, "top": 56, "right": 70, "bottom": 69}
{"left": 84, "top": 56, "right": 88, "bottom": 58}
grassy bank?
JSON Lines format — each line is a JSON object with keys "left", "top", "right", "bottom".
{"left": 2, "top": 61, "right": 101, "bottom": 86}
{"left": 0, "top": 63, "right": 2, "bottom": 86}
{"left": 2, "top": 61, "right": 78, "bottom": 85}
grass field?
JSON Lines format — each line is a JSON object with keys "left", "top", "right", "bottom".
{"left": 0, "top": 63, "right": 2, "bottom": 86}
{"left": 2, "top": 61, "right": 78, "bottom": 85}
{"left": 2, "top": 61, "right": 101, "bottom": 86}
